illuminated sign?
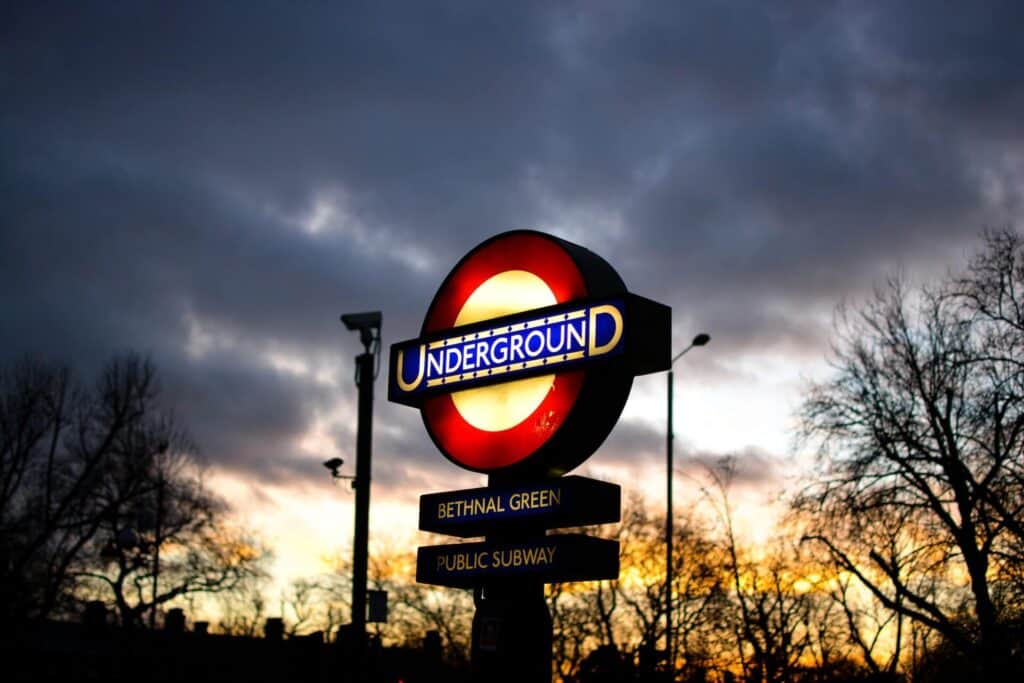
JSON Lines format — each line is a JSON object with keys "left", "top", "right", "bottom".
{"left": 387, "top": 231, "right": 670, "bottom": 476}
{"left": 391, "top": 231, "right": 669, "bottom": 668}
{"left": 416, "top": 534, "right": 619, "bottom": 588}
{"left": 419, "top": 476, "right": 620, "bottom": 537}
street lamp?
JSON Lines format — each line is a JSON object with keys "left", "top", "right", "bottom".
{"left": 666, "top": 332, "right": 710, "bottom": 676}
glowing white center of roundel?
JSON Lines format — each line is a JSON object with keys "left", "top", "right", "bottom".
{"left": 450, "top": 270, "right": 557, "bottom": 432}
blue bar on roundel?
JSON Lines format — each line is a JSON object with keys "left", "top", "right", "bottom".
{"left": 389, "top": 297, "right": 626, "bottom": 403}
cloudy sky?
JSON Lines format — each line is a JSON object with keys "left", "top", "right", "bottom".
{"left": 3, "top": 1, "right": 1023, "bottom": 585}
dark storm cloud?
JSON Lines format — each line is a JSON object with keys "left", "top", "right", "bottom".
{"left": 2, "top": 1, "right": 1022, "bottom": 489}
{"left": 158, "top": 345, "right": 343, "bottom": 482}
{"left": 592, "top": 418, "right": 663, "bottom": 469}
{"left": 585, "top": 417, "right": 783, "bottom": 490}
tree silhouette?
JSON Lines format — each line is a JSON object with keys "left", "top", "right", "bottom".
{"left": 703, "top": 463, "right": 828, "bottom": 683}
{"left": 0, "top": 354, "right": 265, "bottom": 625}
{"left": 78, "top": 444, "right": 266, "bottom": 628}
{"left": 545, "top": 495, "right": 731, "bottom": 682}
{"left": 796, "top": 229, "right": 1024, "bottom": 678}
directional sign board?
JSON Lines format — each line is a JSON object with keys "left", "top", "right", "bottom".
{"left": 419, "top": 476, "right": 620, "bottom": 538}
{"left": 416, "top": 534, "right": 619, "bottom": 588}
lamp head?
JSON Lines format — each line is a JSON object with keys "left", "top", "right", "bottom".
{"left": 692, "top": 333, "right": 711, "bottom": 347}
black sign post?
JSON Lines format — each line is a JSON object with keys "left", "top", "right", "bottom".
{"left": 417, "top": 479, "right": 620, "bottom": 682}
{"left": 415, "top": 473, "right": 621, "bottom": 682}
{"left": 471, "top": 574, "right": 552, "bottom": 681}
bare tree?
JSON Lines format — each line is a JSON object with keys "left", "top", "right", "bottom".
{"left": 279, "top": 577, "right": 330, "bottom": 638}
{"left": 703, "top": 463, "right": 822, "bottom": 683}
{"left": 796, "top": 229, "right": 1024, "bottom": 677}
{"left": 217, "top": 572, "right": 270, "bottom": 637}
{"left": 617, "top": 500, "right": 669, "bottom": 662}
{"left": 951, "top": 229, "right": 1024, "bottom": 594}
{"left": 1, "top": 355, "right": 171, "bottom": 619}
{"left": 78, "top": 450, "right": 267, "bottom": 627}
{"left": 369, "top": 540, "right": 474, "bottom": 666}
{"left": 301, "top": 540, "right": 472, "bottom": 660}
{"left": 0, "top": 354, "right": 265, "bottom": 626}
{"left": 546, "top": 495, "right": 730, "bottom": 682}
{"left": 669, "top": 505, "right": 730, "bottom": 681}
{"left": 548, "top": 579, "right": 608, "bottom": 680}
{"left": 820, "top": 551, "right": 902, "bottom": 677}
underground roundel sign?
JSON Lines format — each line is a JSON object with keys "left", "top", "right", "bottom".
{"left": 388, "top": 231, "right": 671, "bottom": 478}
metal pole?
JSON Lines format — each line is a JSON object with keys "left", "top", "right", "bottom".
{"left": 664, "top": 333, "right": 708, "bottom": 679}
{"left": 151, "top": 474, "right": 163, "bottom": 630}
{"left": 351, "top": 350, "right": 374, "bottom": 680}
{"left": 666, "top": 368, "right": 674, "bottom": 676}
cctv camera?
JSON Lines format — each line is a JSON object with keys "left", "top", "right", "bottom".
{"left": 340, "top": 311, "right": 381, "bottom": 332}
{"left": 323, "top": 458, "right": 344, "bottom": 477}
{"left": 341, "top": 311, "right": 382, "bottom": 350}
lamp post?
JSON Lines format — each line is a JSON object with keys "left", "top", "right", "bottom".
{"left": 666, "top": 332, "right": 710, "bottom": 677}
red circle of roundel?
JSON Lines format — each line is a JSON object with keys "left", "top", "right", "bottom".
{"left": 421, "top": 233, "right": 588, "bottom": 472}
